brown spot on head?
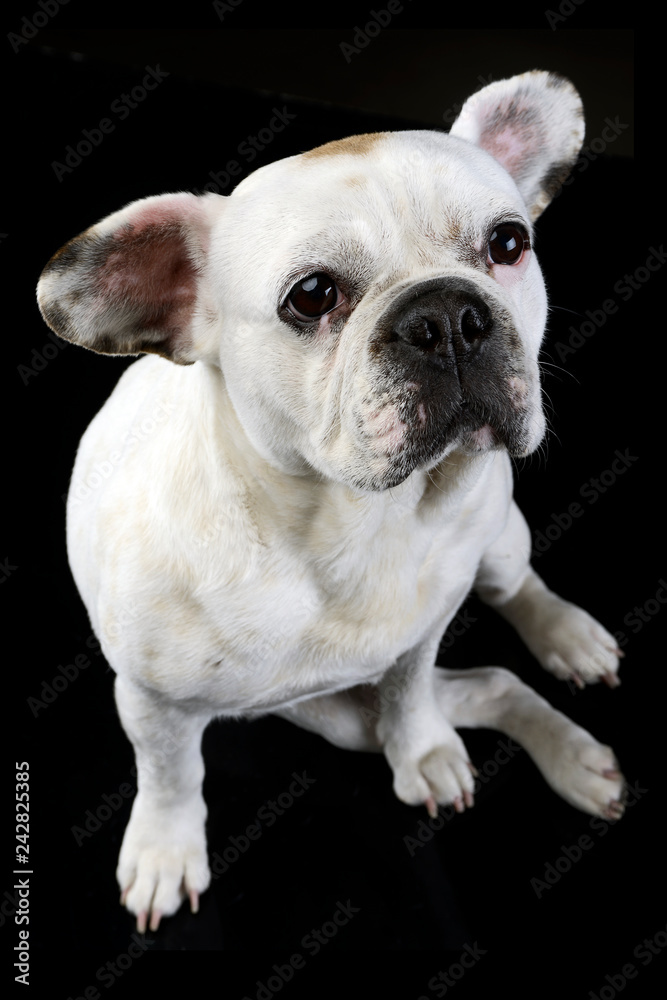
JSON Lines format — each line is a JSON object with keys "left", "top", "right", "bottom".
{"left": 301, "top": 132, "right": 387, "bottom": 160}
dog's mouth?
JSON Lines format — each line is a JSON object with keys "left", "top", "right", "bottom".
{"left": 411, "top": 394, "right": 530, "bottom": 460}
{"left": 448, "top": 397, "right": 518, "bottom": 451}
{"left": 352, "top": 384, "right": 539, "bottom": 491}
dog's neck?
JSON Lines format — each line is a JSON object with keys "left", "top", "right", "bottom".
{"left": 201, "top": 362, "right": 493, "bottom": 503}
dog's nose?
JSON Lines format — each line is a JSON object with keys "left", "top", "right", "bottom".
{"left": 392, "top": 289, "right": 493, "bottom": 360}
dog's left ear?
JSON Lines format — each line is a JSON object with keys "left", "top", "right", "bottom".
{"left": 37, "top": 192, "right": 224, "bottom": 365}
{"left": 449, "top": 70, "right": 584, "bottom": 220}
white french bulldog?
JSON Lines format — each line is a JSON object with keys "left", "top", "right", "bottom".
{"left": 38, "top": 70, "right": 625, "bottom": 934}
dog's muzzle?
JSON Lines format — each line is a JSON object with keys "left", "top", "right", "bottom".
{"left": 357, "top": 276, "right": 539, "bottom": 487}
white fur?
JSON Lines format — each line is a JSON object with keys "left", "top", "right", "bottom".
{"left": 37, "top": 72, "right": 623, "bottom": 932}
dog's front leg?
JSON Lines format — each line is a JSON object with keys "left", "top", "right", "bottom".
{"left": 114, "top": 676, "right": 212, "bottom": 932}
{"left": 376, "top": 636, "right": 476, "bottom": 817}
{"left": 476, "top": 500, "right": 623, "bottom": 688}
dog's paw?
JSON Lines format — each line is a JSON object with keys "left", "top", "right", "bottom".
{"left": 117, "top": 795, "right": 210, "bottom": 932}
{"left": 382, "top": 724, "right": 476, "bottom": 814}
{"left": 523, "top": 598, "right": 623, "bottom": 689}
{"left": 537, "top": 731, "right": 625, "bottom": 819}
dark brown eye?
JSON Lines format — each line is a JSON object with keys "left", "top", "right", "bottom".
{"left": 286, "top": 273, "right": 339, "bottom": 320}
{"left": 488, "top": 223, "right": 529, "bottom": 265}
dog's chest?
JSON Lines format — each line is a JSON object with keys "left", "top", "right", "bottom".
{"left": 159, "top": 488, "right": 495, "bottom": 711}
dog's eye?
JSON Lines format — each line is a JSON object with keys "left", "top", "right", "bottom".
{"left": 285, "top": 273, "right": 340, "bottom": 320}
{"left": 488, "top": 224, "right": 529, "bottom": 265}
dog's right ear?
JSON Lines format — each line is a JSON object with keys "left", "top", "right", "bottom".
{"left": 37, "top": 192, "right": 224, "bottom": 365}
{"left": 449, "top": 70, "right": 584, "bottom": 221}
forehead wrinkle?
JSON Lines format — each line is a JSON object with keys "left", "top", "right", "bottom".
{"left": 364, "top": 179, "right": 463, "bottom": 272}
{"left": 276, "top": 193, "right": 401, "bottom": 279}
{"left": 371, "top": 136, "right": 528, "bottom": 231}
{"left": 341, "top": 157, "right": 462, "bottom": 265}
{"left": 385, "top": 163, "right": 530, "bottom": 272}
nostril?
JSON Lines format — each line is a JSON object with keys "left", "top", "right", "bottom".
{"left": 460, "top": 303, "right": 492, "bottom": 344}
{"left": 418, "top": 320, "right": 441, "bottom": 351}
{"left": 401, "top": 317, "right": 442, "bottom": 352}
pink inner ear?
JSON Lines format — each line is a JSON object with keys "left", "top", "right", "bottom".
{"left": 124, "top": 194, "right": 208, "bottom": 235}
{"left": 482, "top": 126, "right": 531, "bottom": 179}
{"left": 476, "top": 96, "right": 542, "bottom": 182}
{"left": 99, "top": 219, "right": 198, "bottom": 337}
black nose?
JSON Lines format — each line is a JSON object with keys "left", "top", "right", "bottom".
{"left": 392, "top": 288, "right": 493, "bottom": 360}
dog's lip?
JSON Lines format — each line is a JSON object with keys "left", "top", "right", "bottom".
{"left": 445, "top": 402, "right": 499, "bottom": 439}
{"left": 464, "top": 422, "right": 499, "bottom": 449}
{"left": 447, "top": 413, "right": 503, "bottom": 454}
{"left": 436, "top": 409, "right": 513, "bottom": 458}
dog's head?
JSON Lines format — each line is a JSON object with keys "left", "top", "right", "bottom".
{"left": 38, "top": 71, "right": 583, "bottom": 491}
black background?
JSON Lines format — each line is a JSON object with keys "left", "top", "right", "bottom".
{"left": 4, "top": 22, "right": 664, "bottom": 1000}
